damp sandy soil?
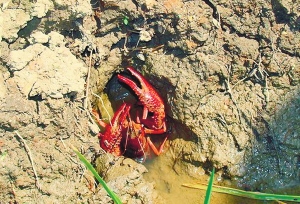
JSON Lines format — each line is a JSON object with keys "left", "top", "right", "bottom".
{"left": 1, "top": 0, "right": 300, "bottom": 203}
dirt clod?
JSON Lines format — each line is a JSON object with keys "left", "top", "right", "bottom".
{"left": 1, "top": 0, "right": 299, "bottom": 203}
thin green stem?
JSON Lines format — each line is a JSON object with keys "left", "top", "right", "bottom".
{"left": 204, "top": 168, "right": 215, "bottom": 204}
{"left": 73, "top": 147, "right": 122, "bottom": 204}
{"left": 183, "top": 183, "right": 300, "bottom": 202}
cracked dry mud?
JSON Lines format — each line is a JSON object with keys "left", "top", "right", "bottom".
{"left": 0, "top": 0, "right": 299, "bottom": 203}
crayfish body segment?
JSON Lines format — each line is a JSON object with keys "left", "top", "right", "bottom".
{"left": 98, "top": 103, "right": 131, "bottom": 156}
{"left": 117, "top": 67, "right": 166, "bottom": 134}
{"left": 96, "top": 67, "right": 168, "bottom": 161}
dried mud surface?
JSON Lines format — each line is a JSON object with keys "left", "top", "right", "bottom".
{"left": 0, "top": 0, "right": 299, "bottom": 203}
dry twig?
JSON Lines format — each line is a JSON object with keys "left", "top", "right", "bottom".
{"left": 81, "top": 49, "right": 101, "bottom": 132}
{"left": 15, "top": 131, "right": 41, "bottom": 191}
{"left": 84, "top": 52, "right": 93, "bottom": 110}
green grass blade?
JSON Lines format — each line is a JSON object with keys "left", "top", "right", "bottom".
{"left": 204, "top": 168, "right": 215, "bottom": 204}
{"left": 183, "top": 182, "right": 300, "bottom": 202}
{"left": 73, "top": 147, "right": 122, "bottom": 204}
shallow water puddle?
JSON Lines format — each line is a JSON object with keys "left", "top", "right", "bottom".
{"left": 143, "top": 149, "right": 279, "bottom": 204}
{"left": 144, "top": 154, "right": 206, "bottom": 203}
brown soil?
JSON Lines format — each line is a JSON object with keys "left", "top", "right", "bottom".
{"left": 0, "top": 0, "right": 299, "bottom": 203}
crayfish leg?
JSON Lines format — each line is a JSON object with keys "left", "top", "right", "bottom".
{"left": 144, "top": 122, "right": 167, "bottom": 135}
{"left": 146, "top": 135, "right": 168, "bottom": 156}
{"left": 92, "top": 109, "right": 108, "bottom": 129}
{"left": 142, "top": 107, "right": 149, "bottom": 120}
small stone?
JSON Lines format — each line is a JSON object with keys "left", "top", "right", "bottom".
{"left": 136, "top": 51, "right": 145, "bottom": 61}
{"left": 29, "top": 31, "right": 49, "bottom": 44}
{"left": 139, "top": 30, "right": 152, "bottom": 42}
{"left": 89, "top": 122, "right": 100, "bottom": 135}
{"left": 157, "top": 24, "right": 165, "bottom": 34}
{"left": 49, "top": 92, "right": 63, "bottom": 99}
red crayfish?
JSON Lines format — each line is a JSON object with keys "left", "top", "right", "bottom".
{"left": 95, "top": 67, "right": 168, "bottom": 161}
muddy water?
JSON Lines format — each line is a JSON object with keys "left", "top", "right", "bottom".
{"left": 144, "top": 153, "right": 205, "bottom": 203}
{"left": 143, "top": 144, "right": 279, "bottom": 204}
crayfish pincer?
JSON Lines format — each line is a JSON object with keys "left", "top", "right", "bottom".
{"left": 96, "top": 67, "right": 168, "bottom": 162}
